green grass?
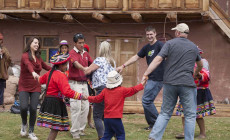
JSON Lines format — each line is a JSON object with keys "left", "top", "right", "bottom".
{"left": 0, "top": 112, "right": 229, "bottom": 140}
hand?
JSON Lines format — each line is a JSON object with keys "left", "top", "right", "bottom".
{"left": 32, "top": 72, "right": 39, "bottom": 80}
{"left": 195, "top": 72, "right": 202, "bottom": 79}
{"left": 141, "top": 75, "right": 148, "bottom": 86}
{"left": 116, "top": 66, "right": 123, "bottom": 73}
{"left": 82, "top": 95, "right": 88, "bottom": 100}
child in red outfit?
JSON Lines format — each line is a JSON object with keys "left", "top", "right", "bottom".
{"left": 85, "top": 71, "right": 147, "bottom": 140}
{"left": 37, "top": 53, "right": 85, "bottom": 140}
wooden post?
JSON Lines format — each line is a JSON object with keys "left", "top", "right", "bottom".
{"left": 172, "top": 0, "right": 176, "bottom": 8}
{"left": 92, "top": 12, "right": 111, "bottom": 23}
{"left": 32, "top": 12, "right": 49, "bottom": 21}
{"left": 149, "top": 0, "right": 159, "bottom": 8}
{"left": 0, "top": 13, "right": 7, "bottom": 20}
{"left": 94, "top": 0, "right": 105, "bottom": 9}
{"left": 68, "top": 0, "right": 80, "bottom": 8}
{"left": 202, "top": 0, "right": 209, "bottom": 11}
{"left": 18, "top": 0, "right": 26, "bottom": 8}
{"left": 63, "top": 14, "right": 74, "bottom": 22}
{"left": 180, "top": 0, "right": 185, "bottom": 9}
{"left": 167, "top": 12, "right": 177, "bottom": 22}
{"left": 0, "top": 0, "right": 4, "bottom": 8}
{"left": 131, "top": 13, "right": 143, "bottom": 22}
{"left": 45, "top": 0, "right": 54, "bottom": 10}
{"left": 123, "top": 0, "right": 128, "bottom": 11}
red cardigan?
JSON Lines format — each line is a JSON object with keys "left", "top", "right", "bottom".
{"left": 195, "top": 68, "right": 210, "bottom": 89}
{"left": 88, "top": 84, "right": 144, "bottom": 118}
{"left": 18, "top": 53, "right": 51, "bottom": 93}
{"left": 39, "top": 70, "right": 82, "bottom": 99}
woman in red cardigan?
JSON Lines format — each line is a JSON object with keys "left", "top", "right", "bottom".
{"left": 18, "top": 37, "right": 51, "bottom": 140}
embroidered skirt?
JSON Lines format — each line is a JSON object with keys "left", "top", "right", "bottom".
{"left": 37, "top": 97, "right": 70, "bottom": 131}
{"left": 176, "top": 88, "right": 216, "bottom": 118}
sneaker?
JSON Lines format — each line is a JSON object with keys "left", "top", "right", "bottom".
{"left": 73, "top": 135, "right": 80, "bottom": 139}
{"left": 20, "top": 124, "right": 27, "bottom": 136}
{"left": 28, "top": 133, "right": 38, "bottom": 140}
{"left": 144, "top": 126, "right": 152, "bottom": 130}
{"left": 80, "top": 130, "right": 86, "bottom": 136}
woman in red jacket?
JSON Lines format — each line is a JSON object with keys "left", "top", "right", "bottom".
{"left": 18, "top": 37, "right": 51, "bottom": 140}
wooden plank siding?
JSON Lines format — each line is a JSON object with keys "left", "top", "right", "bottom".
{"left": 0, "top": 0, "right": 209, "bottom": 11}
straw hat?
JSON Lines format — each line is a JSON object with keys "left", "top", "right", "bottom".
{"left": 106, "top": 71, "right": 123, "bottom": 89}
{"left": 50, "top": 53, "right": 70, "bottom": 65}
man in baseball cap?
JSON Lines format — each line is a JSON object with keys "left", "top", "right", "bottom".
{"left": 171, "top": 23, "right": 189, "bottom": 34}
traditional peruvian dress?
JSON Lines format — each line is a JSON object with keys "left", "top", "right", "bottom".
{"left": 176, "top": 68, "right": 216, "bottom": 118}
{"left": 37, "top": 70, "right": 82, "bottom": 131}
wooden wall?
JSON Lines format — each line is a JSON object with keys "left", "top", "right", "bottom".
{"left": 0, "top": 0, "right": 209, "bottom": 11}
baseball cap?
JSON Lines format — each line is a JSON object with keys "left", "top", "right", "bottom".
{"left": 171, "top": 23, "right": 189, "bottom": 34}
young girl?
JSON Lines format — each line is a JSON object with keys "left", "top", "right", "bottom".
{"left": 175, "top": 67, "right": 216, "bottom": 139}
{"left": 58, "top": 40, "right": 69, "bottom": 54}
{"left": 85, "top": 71, "right": 146, "bottom": 140}
{"left": 37, "top": 53, "right": 85, "bottom": 140}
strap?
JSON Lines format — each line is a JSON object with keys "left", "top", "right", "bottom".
{"left": 44, "top": 69, "right": 54, "bottom": 96}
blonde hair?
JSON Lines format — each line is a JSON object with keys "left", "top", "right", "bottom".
{"left": 99, "top": 41, "right": 115, "bottom": 67}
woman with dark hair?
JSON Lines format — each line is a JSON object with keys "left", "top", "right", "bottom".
{"left": 18, "top": 37, "right": 51, "bottom": 140}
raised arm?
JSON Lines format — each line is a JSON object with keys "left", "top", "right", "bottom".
{"left": 116, "top": 55, "right": 141, "bottom": 73}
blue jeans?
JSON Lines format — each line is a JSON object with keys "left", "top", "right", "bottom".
{"left": 102, "top": 118, "right": 125, "bottom": 140}
{"left": 0, "top": 79, "right": 6, "bottom": 105}
{"left": 149, "top": 84, "right": 197, "bottom": 140}
{"left": 93, "top": 85, "right": 106, "bottom": 137}
{"left": 142, "top": 80, "right": 163, "bottom": 127}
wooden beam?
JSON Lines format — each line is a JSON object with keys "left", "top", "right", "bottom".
{"left": 209, "top": 8, "right": 230, "bottom": 38}
{"left": 201, "top": 11, "right": 209, "bottom": 22}
{"left": 0, "top": 13, "right": 7, "bottom": 20}
{"left": 32, "top": 12, "right": 49, "bottom": 21}
{"left": 123, "top": 0, "right": 128, "bottom": 11}
{"left": 92, "top": 12, "right": 111, "bottom": 23}
{"left": 167, "top": 12, "right": 177, "bottom": 22}
{"left": 149, "top": 0, "right": 159, "bottom": 9}
{"left": 0, "top": 9, "right": 205, "bottom": 14}
{"left": 63, "top": 14, "right": 74, "bottom": 22}
{"left": 131, "top": 13, "right": 143, "bottom": 22}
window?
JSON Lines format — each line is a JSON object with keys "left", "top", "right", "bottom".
{"left": 24, "top": 36, "right": 59, "bottom": 62}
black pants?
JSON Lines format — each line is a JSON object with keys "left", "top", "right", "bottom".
{"left": 0, "top": 79, "right": 6, "bottom": 105}
{"left": 19, "top": 91, "right": 40, "bottom": 132}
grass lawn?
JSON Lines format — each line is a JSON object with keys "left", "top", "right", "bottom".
{"left": 0, "top": 112, "right": 229, "bottom": 140}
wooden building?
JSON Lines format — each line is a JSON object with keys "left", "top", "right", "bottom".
{"left": 0, "top": 0, "right": 229, "bottom": 102}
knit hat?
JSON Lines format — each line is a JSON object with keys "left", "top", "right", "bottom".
{"left": 106, "top": 71, "right": 123, "bottom": 89}
{"left": 0, "top": 33, "right": 3, "bottom": 40}
{"left": 84, "top": 44, "right": 90, "bottom": 52}
{"left": 171, "top": 23, "right": 189, "bottom": 34}
{"left": 60, "top": 40, "right": 68, "bottom": 45}
{"left": 50, "top": 53, "right": 70, "bottom": 65}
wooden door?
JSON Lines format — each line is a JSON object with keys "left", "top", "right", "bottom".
{"left": 96, "top": 37, "right": 139, "bottom": 101}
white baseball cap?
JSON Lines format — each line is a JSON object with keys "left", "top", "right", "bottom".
{"left": 171, "top": 23, "right": 189, "bottom": 34}
{"left": 106, "top": 71, "right": 123, "bottom": 89}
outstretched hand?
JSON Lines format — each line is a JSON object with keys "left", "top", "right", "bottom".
{"left": 82, "top": 95, "right": 88, "bottom": 100}
{"left": 116, "top": 66, "right": 123, "bottom": 73}
{"left": 32, "top": 72, "right": 40, "bottom": 80}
